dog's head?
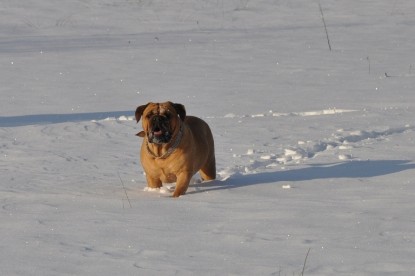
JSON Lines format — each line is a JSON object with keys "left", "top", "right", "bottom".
{"left": 135, "top": 102, "right": 186, "bottom": 144}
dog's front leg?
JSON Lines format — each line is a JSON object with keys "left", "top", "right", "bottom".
{"left": 146, "top": 175, "right": 162, "bottom": 189}
{"left": 173, "top": 172, "right": 192, "bottom": 197}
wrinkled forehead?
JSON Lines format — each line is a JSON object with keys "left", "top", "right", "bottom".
{"left": 145, "top": 102, "right": 176, "bottom": 115}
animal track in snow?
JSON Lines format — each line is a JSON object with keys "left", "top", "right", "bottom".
{"left": 230, "top": 124, "right": 414, "bottom": 179}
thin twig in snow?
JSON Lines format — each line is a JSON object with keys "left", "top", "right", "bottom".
{"left": 301, "top": 248, "right": 311, "bottom": 276}
{"left": 319, "top": 3, "right": 332, "bottom": 51}
{"left": 118, "top": 171, "right": 132, "bottom": 208}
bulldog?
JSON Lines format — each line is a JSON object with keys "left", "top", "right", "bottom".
{"left": 135, "top": 102, "right": 216, "bottom": 197}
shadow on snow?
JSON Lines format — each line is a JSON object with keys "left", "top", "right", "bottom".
{"left": 191, "top": 160, "right": 415, "bottom": 193}
{"left": 0, "top": 111, "right": 132, "bottom": 127}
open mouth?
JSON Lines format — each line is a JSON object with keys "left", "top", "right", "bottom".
{"left": 152, "top": 127, "right": 163, "bottom": 137}
{"left": 149, "top": 125, "right": 171, "bottom": 144}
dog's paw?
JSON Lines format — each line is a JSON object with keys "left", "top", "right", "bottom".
{"left": 143, "top": 187, "right": 161, "bottom": 193}
{"left": 143, "top": 185, "right": 175, "bottom": 194}
{"left": 161, "top": 185, "right": 175, "bottom": 193}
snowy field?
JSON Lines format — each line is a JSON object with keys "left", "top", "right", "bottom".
{"left": 1, "top": 0, "right": 415, "bottom": 275}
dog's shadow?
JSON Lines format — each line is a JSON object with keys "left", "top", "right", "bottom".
{"left": 189, "top": 160, "right": 415, "bottom": 194}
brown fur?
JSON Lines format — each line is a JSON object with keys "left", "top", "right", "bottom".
{"left": 135, "top": 102, "right": 216, "bottom": 197}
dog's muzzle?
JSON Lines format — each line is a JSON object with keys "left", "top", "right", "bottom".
{"left": 148, "top": 115, "right": 172, "bottom": 144}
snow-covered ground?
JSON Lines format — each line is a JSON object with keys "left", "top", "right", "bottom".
{"left": 1, "top": 1, "right": 415, "bottom": 275}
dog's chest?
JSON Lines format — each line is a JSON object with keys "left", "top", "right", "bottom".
{"left": 160, "top": 171, "right": 177, "bottom": 183}
{"left": 150, "top": 159, "right": 178, "bottom": 182}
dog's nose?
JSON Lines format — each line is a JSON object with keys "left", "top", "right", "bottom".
{"left": 152, "top": 115, "right": 168, "bottom": 123}
{"left": 151, "top": 116, "right": 165, "bottom": 130}
{"left": 152, "top": 116, "right": 161, "bottom": 123}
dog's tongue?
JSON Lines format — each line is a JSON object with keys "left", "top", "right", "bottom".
{"left": 153, "top": 130, "right": 163, "bottom": 136}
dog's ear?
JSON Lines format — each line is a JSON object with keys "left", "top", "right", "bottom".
{"left": 135, "top": 103, "right": 149, "bottom": 123}
{"left": 136, "top": 131, "right": 145, "bottom": 137}
{"left": 173, "top": 103, "right": 186, "bottom": 121}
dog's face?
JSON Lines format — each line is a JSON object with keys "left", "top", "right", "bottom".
{"left": 135, "top": 102, "right": 186, "bottom": 144}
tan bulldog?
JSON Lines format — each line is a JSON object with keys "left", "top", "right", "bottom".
{"left": 135, "top": 102, "right": 216, "bottom": 197}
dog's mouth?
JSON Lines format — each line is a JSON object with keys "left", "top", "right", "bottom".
{"left": 148, "top": 120, "right": 172, "bottom": 144}
{"left": 149, "top": 128, "right": 171, "bottom": 144}
{"left": 152, "top": 127, "right": 163, "bottom": 137}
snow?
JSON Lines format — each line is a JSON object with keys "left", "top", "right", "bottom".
{"left": 1, "top": 0, "right": 415, "bottom": 275}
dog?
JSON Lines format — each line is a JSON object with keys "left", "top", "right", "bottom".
{"left": 135, "top": 102, "right": 216, "bottom": 197}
